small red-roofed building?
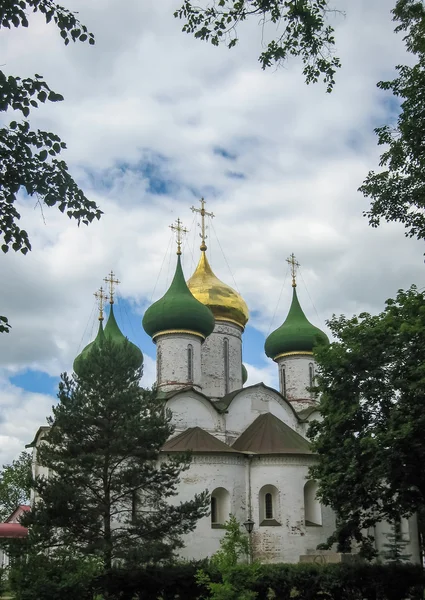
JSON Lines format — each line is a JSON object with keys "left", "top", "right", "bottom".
{"left": 0, "top": 505, "right": 29, "bottom": 567}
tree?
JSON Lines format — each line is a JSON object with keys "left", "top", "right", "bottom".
{"left": 174, "top": 0, "right": 342, "bottom": 92}
{"left": 381, "top": 520, "right": 411, "bottom": 564}
{"left": 24, "top": 338, "right": 209, "bottom": 576}
{"left": 196, "top": 515, "right": 258, "bottom": 600}
{"left": 0, "top": 1, "right": 102, "bottom": 333}
{"left": 0, "top": 451, "right": 31, "bottom": 522}
{"left": 309, "top": 285, "right": 425, "bottom": 556}
{"left": 359, "top": 0, "right": 425, "bottom": 243}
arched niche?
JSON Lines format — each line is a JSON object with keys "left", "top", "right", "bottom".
{"left": 210, "top": 487, "right": 231, "bottom": 528}
{"left": 304, "top": 480, "right": 322, "bottom": 526}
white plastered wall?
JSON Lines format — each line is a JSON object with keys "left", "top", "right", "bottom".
{"left": 166, "top": 390, "right": 225, "bottom": 438}
{"left": 225, "top": 385, "right": 302, "bottom": 444}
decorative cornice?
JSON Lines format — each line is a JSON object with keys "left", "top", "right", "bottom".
{"left": 153, "top": 329, "right": 205, "bottom": 341}
{"left": 274, "top": 351, "right": 314, "bottom": 360}
{"left": 251, "top": 455, "right": 317, "bottom": 466}
{"left": 215, "top": 317, "right": 245, "bottom": 331}
{"left": 191, "top": 455, "right": 246, "bottom": 466}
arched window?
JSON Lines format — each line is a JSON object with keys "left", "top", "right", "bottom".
{"left": 223, "top": 338, "right": 230, "bottom": 394}
{"left": 265, "top": 493, "right": 273, "bottom": 519}
{"left": 304, "top": 480, "right": 322, "bottom": 526}
{"left": 259, "top": 485, "right": 280, "bottom": 526}
{"left": 210, "top": 487, "right": 230, "bottom": 528}
{"left": 187, "top": 344, "right": 193, "bottom": 382}
{"left": 309, "top": 362, "right": 314, "bottom": 389}
{"left": 280, "top": 365, "right": 287, "bottom": 397}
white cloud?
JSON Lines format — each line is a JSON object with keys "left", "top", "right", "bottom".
{"left": 0, "top": 0, "right": 423, "bottom": 460}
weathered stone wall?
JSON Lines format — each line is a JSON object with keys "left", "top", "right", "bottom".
{"left": 276, "top": 354, "right": 318, "bottom": 411}
{"left": 200, "top": 322, "right": 243, "bottom": 398}
{"left": 249, "top": 456, "right": 336, "bottom": 563}
{"left": 155, "top": 332, "right": 203, "bottom": 392}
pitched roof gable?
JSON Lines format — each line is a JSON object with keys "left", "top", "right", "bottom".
{"left": 162, "top": 427, "right": 238, "bottom": 453}
{"left": 232, "top": 413, "right": 311, "bottom": 454}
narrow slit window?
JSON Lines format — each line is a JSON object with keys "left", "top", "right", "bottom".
{"left": 281, "top": 366, "right": 286, "bottom": 397}
{"left": 224, "top": 338, "right": 229, "bottom": 394}
{"left": 309, "top": 363, "right": 314, "bottom": 388}
{"left": 157, "top": 350, "right": 162, "bottom": 382}
{"left": 188, "top": 344, "right": 193, "bottom": 381}
{"left": 265, "top": 493, "right": 273, "bottom": 519}
{"left": 211, "top": 496, "right": 217, "bottom": 524}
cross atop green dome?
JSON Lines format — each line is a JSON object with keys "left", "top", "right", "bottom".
{"left": 143, "top": 255, "right": 215, "bottom": 340}
{"left": 264, "top": 286, "right": 328, "bottom": 360}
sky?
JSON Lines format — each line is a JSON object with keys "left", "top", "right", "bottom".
{"left": 0, "top": 0, "right": 424, "bottom": 465}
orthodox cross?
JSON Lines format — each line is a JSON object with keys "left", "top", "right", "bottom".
{"left": 286, "top": 253, "right": 300, "bottom": 287}
{"left": 169, "top": 218, "right": 188, "bottom": 255}
{"left": 104, "top": 270, "right": 120, "bottom": 304}
{"left": 94, "top": 286, "right": 108, "bottom": 321}
{"left": 191, "top": 197, "right": 214, "bottom": 251}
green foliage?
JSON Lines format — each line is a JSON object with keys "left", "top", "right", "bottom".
{"left": 23, "top": 339, "right": 209, "bottom": 581}
{"left": 360, "top": 0, "right": 425, "bottom": 241}
{"left": 309, "top": 285, "right": 425, "bottom": 554}
{"left": 381, "top": 520, "right": 412, "bottom": 564}
{"left": 0, "top": 451, "right": 31, "bottom": 521}
{"left": 0, "top": 0, "right": 101, "bottom": 332}
{"left": 10, "top": 560, "right": 424, "bottom": 600}
{"left": 9, "top": 548, "right": 102, "bottom": 600}
{"left": 197, "top": 515, "right": 259, "bottom": 600}
{"left": 174, "top": 0, "right": 341, "bottom": 92}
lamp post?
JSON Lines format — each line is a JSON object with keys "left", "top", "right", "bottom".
{"left": 243, "top": 518, "right": 254, "bottom": 564}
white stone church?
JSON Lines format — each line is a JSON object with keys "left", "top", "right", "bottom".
{"left": 29, "top": 204, "right": 421, "bottom": 565}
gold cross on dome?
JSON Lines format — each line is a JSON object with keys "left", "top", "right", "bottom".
{"left": 104, "top": 270, "right": 120, "bottom": 304}
{"left": 94, "top": 286, "right": 109, "bottom": 321}
{"left": 286, "top": 253, "right": 300, "bottom": 288}
{"left": 169, "top": 218, "right": 188, "bottom": 255}
{"left": 191, "top": 197, "right": 214, "bottom": 251}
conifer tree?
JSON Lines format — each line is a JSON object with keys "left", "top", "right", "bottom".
{"left": 24, "top": 338, "right": 209, "bottom": 571}
{"left": 382, "top": 521, "right": 412, "bottom": 564}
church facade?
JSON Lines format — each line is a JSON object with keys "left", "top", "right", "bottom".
{"left": 30, "top": 203, "right": 421, "bottom": 564}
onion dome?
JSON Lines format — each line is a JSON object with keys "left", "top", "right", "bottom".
{"left": 143, "top": 255, "right": 215, "bottom": 340}
{"left": 242, "top": 363, "right": 248, "bottom": 385}
{"left": 74, "top": 304, "right": 143, "bottom": 375}
{"left": 187, "top": 252, "right": 249, "bottom": 329}
{"left": 265, "top": 287, "right": 329, "bottom": 360}
{"left": 73, "top": 320, "right": 105, "bottom": 374}
{"left": 104, "top": 304, "right": 143, "bottom": 368}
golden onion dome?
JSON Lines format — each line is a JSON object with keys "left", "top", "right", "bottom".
{"left": 187, "top": 251, "right": 249, "bottom": 329}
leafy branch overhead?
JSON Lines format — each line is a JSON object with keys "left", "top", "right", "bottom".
{"left": 174, "top": 0, "right": 342, "bottom": 92}
{"left": 0, "top": 0, "right": 101, "bottom": 257}
{"left": 360, "top": 0, "right": 425, "bottom": 241}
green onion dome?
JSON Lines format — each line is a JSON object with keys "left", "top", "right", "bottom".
{"left": 73, "top": 305, "right": 143, "bottom": 375}
{"left": 104, "top": 304, "right": 143, "bottom": 368}
{"left": 265, "top": 287, "right": 329, "bottom": 360}
{"left": 143, "top": 255, "right": 215, "bottom": 340}
{"left": 73, "top": 320, "right": 105, "bottom": 374}
{"left": 242, "top": 363, "right": 248, "bottom": 385}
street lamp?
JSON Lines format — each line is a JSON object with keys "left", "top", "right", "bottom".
{"left": 243, "top": 518, "right": 254, "bottom": 563}
{"left": 243, "top": 518, "right": 254, "bottom": 534}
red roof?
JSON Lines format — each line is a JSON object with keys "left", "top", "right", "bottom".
{"left": 0, "top": 523, "right": 28, "bottom": 538}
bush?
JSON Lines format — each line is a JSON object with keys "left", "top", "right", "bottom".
{"left": 9, "top": 549, "right": 102, "bottom": 600}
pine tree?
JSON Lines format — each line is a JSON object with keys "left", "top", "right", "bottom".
{"left": 24, "top": 338, "right": 209, "bottom": 571}
{"left": 382, "top": 520, "right": 412, "bottom": 564}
